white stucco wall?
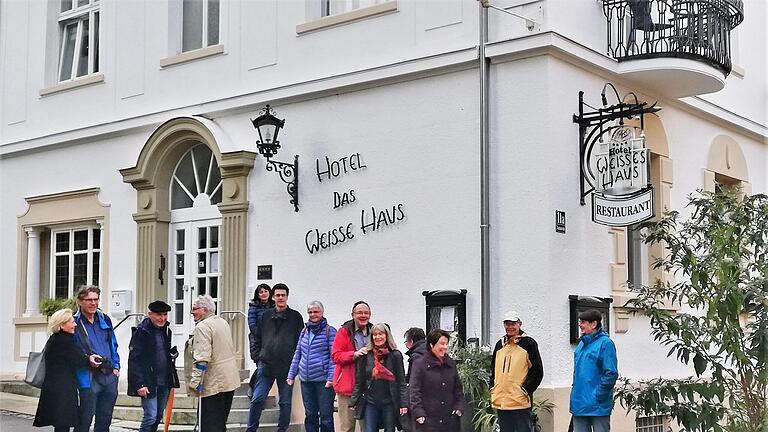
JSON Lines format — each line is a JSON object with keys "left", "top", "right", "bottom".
{"left": 0, "top": 3, "right": 765, "bottom": 417}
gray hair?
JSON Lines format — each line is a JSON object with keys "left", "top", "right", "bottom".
{"left": 366, "top": 323, "right": 398, "bottom": 351}
{"left": 76, "top": 285, "right": 100, "bottom": 301}
{"left": 48, "top": 308, "right": 74, "bottom": 334}
{"left": 307, "top": 300, "right": 324, "bottom": 312}
{"left": 193, "top": 295, "right": 216, "bottom": 314}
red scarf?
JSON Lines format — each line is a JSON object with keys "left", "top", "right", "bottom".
{"left": 372, "top": 347, "right": 396, "bottom": 381}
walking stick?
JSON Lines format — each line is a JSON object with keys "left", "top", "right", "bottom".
{"left": 163, "top": 388, "right": 175, "bottom": 432}
{"left": 193, "top": 369, "right": 206, "bottom": 432}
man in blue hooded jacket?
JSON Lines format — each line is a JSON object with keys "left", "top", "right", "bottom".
{"left": 569, "top": 309, "right": 618, "bottom": 432}
{"left": 72, "top": 285, "right": 121, "bottom": 432}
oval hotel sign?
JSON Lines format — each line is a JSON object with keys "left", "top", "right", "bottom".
{"left": 590, "top": 126, "right": 654, "bottom": 226}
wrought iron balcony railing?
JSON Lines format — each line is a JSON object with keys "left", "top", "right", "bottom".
{"left": 603, "top": 0, "right": 744, "bottom": 76}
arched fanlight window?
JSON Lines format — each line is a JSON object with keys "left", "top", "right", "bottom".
{"left": 170, "top": 144, "right": 222, "bottom": 209}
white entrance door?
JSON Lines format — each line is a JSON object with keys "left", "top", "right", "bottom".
{"left": 168, "top": 217, "right": 222, "bottom": 357}
{"left": 167, "top": 143, "right": 224, "bottom": 362}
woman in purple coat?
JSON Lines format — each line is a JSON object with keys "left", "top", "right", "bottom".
{"left": 408, "top": 329, "right": 465, "bottom": 432}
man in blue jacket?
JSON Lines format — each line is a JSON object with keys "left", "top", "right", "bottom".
{"left": 127, "top": 300, "right": 180, "bottom": 432}
{"left": 73, "top": 285, "right": 121, "bottom": 432}
{"left": 569, "top": 309, "right": 618, "bottom": 432}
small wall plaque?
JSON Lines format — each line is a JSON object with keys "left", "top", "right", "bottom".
{"left": 555, "top": 210, "right": 566, "bottom": 234}
{"left": 257, "top": 265, "right": 273, "bottom": 280}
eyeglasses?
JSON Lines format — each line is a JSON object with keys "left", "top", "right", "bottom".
{"left": 82, "top": 298, "right": 99, "bottom": 303}
{"left": 191, "top": 306, "right": 202, "bottom": 311}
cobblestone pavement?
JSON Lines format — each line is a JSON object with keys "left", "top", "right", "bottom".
{"left": 0, "top": 409, "right": 134, "bottom": 432}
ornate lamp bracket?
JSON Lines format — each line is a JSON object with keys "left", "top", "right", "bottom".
{"left": 265, "top": 155, "right": 299, "bottom": 212}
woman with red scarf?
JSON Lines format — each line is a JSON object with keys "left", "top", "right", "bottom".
{"left": 350, "top": 323, "right": 408, "bottom": 432}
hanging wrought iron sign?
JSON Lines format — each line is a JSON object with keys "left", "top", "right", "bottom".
{"left": 573, "top": 83, "right": 660, "bottom": 227}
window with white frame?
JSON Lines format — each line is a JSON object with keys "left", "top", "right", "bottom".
{"left": 321, "top": 0, "right": 381, "bottom": 17}
{"left": 51, "top": 227, "right": 102, "bottom": 299}
{"left": 58, "top": 0, "right": 100, "bottom": 82}
{"left": 182, "top": 0, "right": 220, "bottom": 52}
{"left": 636, "top": 415, "right": 667, "bottom": 432}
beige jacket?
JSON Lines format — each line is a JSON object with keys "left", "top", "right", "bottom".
{"left": 184, "top": 314, "right": 240, "bottom": 398}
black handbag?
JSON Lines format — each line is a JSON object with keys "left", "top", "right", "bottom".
{"left": 24, "top": 348, "right": 46, "bottom": 388}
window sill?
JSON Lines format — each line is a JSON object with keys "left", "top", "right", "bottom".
{"left": 160, "top": 44, "right": 225, "bottom": 68}
{"left": 296, "top": 1, "right": 398, "bottom": 35}
{"left": 13, "top": 316, "right": 48, "bottom": 325}
{"left": 612, "top": 292, "right": 679, "bottom": 312}
{"left": 39, "top": 73, "right": 105, "bottom": 97}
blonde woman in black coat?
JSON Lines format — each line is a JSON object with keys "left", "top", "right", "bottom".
{"left": 350, "top": 323, "right": 408, "bottom": 432}
{"left": 34, "top": 309, "right": 101, "bottom": 432}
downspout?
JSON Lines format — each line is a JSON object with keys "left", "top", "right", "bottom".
{"left": 479, "top": 2, "right": 491, "bottom": 345}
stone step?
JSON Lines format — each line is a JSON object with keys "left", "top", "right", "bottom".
{"left": 0, "top": 381, "right": 39, "bottom": 398}
{"left": 1, "top": 380, "right": 292, "bottom": 428}
{"left": 111, "top": 420, "right": 304, "bottom": 432}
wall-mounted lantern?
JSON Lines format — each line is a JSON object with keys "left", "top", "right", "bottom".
{"left": 569, "top": 295, "right": 613, "bottom": 344}
{"left": 251, "top": 105, "right": 299, "bottom": 212}
{"left": 423, "top": 289, "right": 467, "bottom": 343}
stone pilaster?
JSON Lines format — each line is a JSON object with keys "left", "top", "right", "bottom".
{"left": 23, "top": 228, "right": 42, "bottom": 316}
{"left": 218, "top": 150, "right": 256, "bottom": 368}
{"left": 219, "top": 204, "right": 249, "bottom": 366}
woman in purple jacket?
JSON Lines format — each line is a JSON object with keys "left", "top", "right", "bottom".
{"left": 408, "top": 329, "right": 465, "bottom": 432}
{"left": 287, "top": 301, "right": 337, "bottom": 432}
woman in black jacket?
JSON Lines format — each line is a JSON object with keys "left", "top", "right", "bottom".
{"left": 350, "top": 323, "right": 408, "bottom": 432}
{"left": 408, "top": 329, "right": 465, "bottom": 432}
{"left": 34, "top": 308, "right": 100, "bottom": 431}
{"left": 248, "top": 283, "right": 274, "bottom": 336}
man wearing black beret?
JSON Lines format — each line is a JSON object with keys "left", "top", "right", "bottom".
{"left": 127, "top": 300, "right": 180, "bottom": 432}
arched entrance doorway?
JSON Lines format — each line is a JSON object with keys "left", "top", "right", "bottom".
{"left": 168, "top": 144, "right": 223, "bottom": 350}
{"left": 121, "top": 117, "right": 256, "bottom": 366}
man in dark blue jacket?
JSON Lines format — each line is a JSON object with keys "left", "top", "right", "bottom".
{"left": 570, "top": 309, "right": 618, "bottom": 432}
{"left": 128, "top": 300, "right": 180, "bottom": 432}
{"left": 247, "top": 283, "right": 304, "bottom": 432}
{"left": 73, "top": 285, "right": 120, "bottom": 432}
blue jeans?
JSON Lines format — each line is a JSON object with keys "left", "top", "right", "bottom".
{"left": 247, "top": 364, "right": 293, "bottom": 432}
{"left": 364, "top": 402, "right": 394, "bottom": 432}
{"left": 139, "top": 386, "right": 171, "bottom": 432}
{"left": 572, "top": 416, "right": 611, "bottom": 432}
{"left": 300, "top": 381, "right": 335, "bottom": 432}
{"left": 75, "top": 375, "right": 118, "bottom": 432}
{"left": 497, "top": 409, "right": 534, "bottom": 432}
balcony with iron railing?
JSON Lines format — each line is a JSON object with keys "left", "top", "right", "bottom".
{"left": 602, "top": 0, "right": 744, "bottom": 97}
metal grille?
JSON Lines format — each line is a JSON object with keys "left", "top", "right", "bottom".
{"left": 636, "top": 415, "right": 665, "bottom": 432}
{"left": 601, "top": 0, "right": 744, "bottom": 76}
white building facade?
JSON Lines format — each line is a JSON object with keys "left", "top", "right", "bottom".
{"left": 1, "top": 0, "right": 765, "bottom": 430}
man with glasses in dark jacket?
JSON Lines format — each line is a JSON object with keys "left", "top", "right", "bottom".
{"left": 246, "top": 283, "right": 304, "bottom": 432}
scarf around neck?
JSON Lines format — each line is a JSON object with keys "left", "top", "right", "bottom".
{"left": 372, "top": 347, "right": 395, "bottom": 381}
{"left": 306, "top": 318, "right": 327, "bottom": 333}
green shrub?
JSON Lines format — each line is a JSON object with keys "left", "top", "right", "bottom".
{"left": 39, "top": 297, "right": 76, "bottom": 317}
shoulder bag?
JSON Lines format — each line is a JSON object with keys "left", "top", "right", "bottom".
{"left": 24, "top": 347, "right": 46, "bottom": 388}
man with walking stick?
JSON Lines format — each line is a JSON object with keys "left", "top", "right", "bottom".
{"left": 185, "top": 295, "right": 240, "bottom": 432}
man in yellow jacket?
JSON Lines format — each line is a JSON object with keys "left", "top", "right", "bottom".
{"left": 490, "top": 311, "right": 544, "bottom": 432}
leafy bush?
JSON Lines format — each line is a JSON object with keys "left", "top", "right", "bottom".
{"left": 615, "top": 189, "right": 768, "bottom": 432}
{"left": 39, "top": 297, "right": 76, "bottom": 317}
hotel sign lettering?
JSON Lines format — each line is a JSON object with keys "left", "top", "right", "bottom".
{"left": 592, "top": 189, "right": 653, "bottom": 226}
{"left": 589, "top": 126, "right": 654, "bottom": 226}
{"left": 573, "top": 87, "right": 660, "bottom": 227}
